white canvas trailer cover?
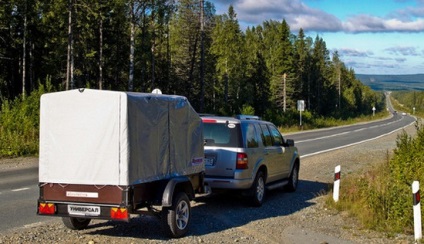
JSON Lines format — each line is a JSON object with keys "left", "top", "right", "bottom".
{"left": 39, "top": 89, "right": 204, "bottom": 186}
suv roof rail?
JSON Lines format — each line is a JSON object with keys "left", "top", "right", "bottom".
{"left": 235, "top": 115, "right": 260, "bottom": 120}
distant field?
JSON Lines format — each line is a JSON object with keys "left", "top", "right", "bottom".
{"left": 356, "top": 74, "right": 424, "bottom": 91}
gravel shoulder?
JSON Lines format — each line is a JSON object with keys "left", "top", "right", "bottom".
{"left": 0, "top": 124, "right": 417, "bottom": 244}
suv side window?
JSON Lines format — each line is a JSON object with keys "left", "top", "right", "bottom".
{"left": 243, "top": 123, "right": 259, "bottom": 148}
{"left": 269, "top": 124, "right": 283, "bottom": 146}
{"left": 259, "top": 124, "right": 272, "bottom": 147}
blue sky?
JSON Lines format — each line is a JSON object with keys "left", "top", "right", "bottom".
{"left": 211, "top": 0, "right": 424, "bottom": 75}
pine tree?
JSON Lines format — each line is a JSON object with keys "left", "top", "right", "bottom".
{"left": 210, "top": 5, "right": 245, "bottom": 114}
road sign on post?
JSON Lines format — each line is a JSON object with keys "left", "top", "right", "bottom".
{"left": 297, "top": 100, "right": 305, "bottom": 127}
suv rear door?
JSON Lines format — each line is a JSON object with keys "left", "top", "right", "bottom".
{"left": 203, "top": 120, "right": 242, "bottom": 178}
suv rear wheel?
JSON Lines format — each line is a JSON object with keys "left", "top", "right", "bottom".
{"left": 250, "top": 171, "right": 265, "bottom": 207}
{"left": 285, "top": 163, "right": 299, "bottom": 192}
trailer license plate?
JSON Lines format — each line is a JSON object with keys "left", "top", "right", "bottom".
{"left": 68, "top": 205, "right": 100, "bottom": 216}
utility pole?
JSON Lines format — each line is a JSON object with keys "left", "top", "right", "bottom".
{"left": 338, "top": 70, "right": 341, "bottom": 109}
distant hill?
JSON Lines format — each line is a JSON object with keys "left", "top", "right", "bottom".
{"left": 356, "top": 74, "right": 424, "bottom": 91}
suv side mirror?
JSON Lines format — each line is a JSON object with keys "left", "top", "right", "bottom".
{"left": 285, "top": 139, "right": 295, "bottom": 147}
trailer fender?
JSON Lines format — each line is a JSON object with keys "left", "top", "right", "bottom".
{"left": 162, "top": 177, "right": 194, "bottom": 207}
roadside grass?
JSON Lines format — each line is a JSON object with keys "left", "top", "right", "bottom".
{"left": 391, "top": 95, "right": 424, "bottom": 118}
{"left": 280, "top": 111, "right": 389, "bottom": 133}
{"left": 325, "top": 121, "right": 424, "bottom": 236}
{"left": 325, "top": 154, "right": 396, "bottom": 233}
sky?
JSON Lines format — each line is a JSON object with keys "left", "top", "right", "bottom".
{"left": 211, "top": 0, "right": 424, "bottom": 75}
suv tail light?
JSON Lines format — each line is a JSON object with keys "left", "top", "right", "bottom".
{"left": 236, "top": 153, "right": 248, "bottom": 169}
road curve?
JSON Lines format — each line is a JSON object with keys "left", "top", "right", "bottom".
{"left": 287, "top": 113, "right": 416, "bottom": 158}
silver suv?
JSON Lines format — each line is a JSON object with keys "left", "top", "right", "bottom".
{"left": 202, "top": 115, "right": 300, "bottom": 206}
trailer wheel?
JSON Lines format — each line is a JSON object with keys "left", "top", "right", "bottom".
{"left": 62, "top": 217, "right": 91, "bottom": 230}
{"left": 161, "top": 192, "right": 191, "bottom": 238}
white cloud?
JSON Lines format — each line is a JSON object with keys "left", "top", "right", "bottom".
{"left": 336, "top": 48, "right": 373, "bottom": 57}
{"left": 217, "top": 0, "right": 424, "bottom": 33}
{"left": 343, "top": 15, "right": 424, "bottom": 33}
{"left": 385, "top": 46, "right": 421, "bottom": 56}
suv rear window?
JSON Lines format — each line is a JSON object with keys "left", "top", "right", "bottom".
{"left": 203, "top": 122, "right": 242, "bottom": 147}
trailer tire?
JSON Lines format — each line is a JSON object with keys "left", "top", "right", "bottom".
{"left": 62, "top": 217, "right": 91, "bottom": 230}
{"left": 161, "top": 192, "right": 191, "bottom": 238}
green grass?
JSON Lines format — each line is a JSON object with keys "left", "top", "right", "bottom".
{"left": 326, "top": 121, "right": 424, "bottom": 235}
{"left": 280, "top": 110, "right": 389, "bottom": 133}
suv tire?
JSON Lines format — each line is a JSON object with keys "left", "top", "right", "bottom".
{"left": 285, "top": 163, "right": 299, "bottom": 192}
{"left": 250, "top": 171, "right": 266, "bottom": 207}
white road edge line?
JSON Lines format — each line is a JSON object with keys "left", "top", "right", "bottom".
{"left": 296, "top": 118, "right": 405, "bottom": 143}
{"left": 300, "top": 121, "right": 415, "bottom": 159}
{"left": 11, "top": 187, "right": 30, "bottom": 192}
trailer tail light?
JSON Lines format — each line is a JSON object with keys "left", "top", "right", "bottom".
{"left": 236, "top": 153, "right": 248, "bottom": 169}
{"left": 38, "top": 203, "right": 56, "bottom": 215}
{"left": 110, "top": 207, "right": 128, "bottom": 220}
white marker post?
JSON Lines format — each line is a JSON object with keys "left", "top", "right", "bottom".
{"left": 413, "top": 181, "right": 422, "bottom": 241}
{"left": 333, "top": 165, "right": 341, "bottom": 202}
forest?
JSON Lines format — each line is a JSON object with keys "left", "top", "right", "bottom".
{"left": 0, "top": 0, "right": 384, "bottom": 122}
{"left": 391, "top": 90, "right": 424, "bottom": 117}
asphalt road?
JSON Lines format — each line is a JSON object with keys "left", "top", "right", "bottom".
{"left": 287, "top": 113, "right": 416, "bottom": 158}
{"left": 0, "top": 165, "right": 52, "bottom": 232}
{"left": 0, "top": 113, "right": 416, "bottom": 234}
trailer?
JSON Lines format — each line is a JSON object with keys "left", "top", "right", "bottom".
{"left": 37, "top": 89, "right": 208, "bottom": 238}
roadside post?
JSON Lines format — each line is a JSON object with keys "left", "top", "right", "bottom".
{"left": 372, "top": 106, "right": 376, "bottom": 116}
{"left": 413, "top": 107, "right": 416, "bottom": 115}
{"left": 297, "top": 100, "right": 305, "bottom": 128}
{"left": 412, "top": 181, "right": 422, "bottom": 241}
{"left": 333, "top": 165, "right": 341, "bottom": 202}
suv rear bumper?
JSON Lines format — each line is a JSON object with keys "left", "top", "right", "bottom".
{"left": 205, "top": 177, "right": 253, "bottom": 189}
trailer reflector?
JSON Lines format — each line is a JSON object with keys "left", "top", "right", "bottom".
{"left": 111, "top": 207, "right": 128, "bottom": 220}
{"left": 38, "top": 203, "right": 56, "bottom": 215}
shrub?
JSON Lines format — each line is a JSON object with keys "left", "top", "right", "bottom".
{"left": 330, "top": 121, "right": 424, "bottom": 234}
{"left": 0, "top": 78, "right": 54, "bottom": 157}
{"left": 240, "top": 104, "right": 255, "bottom": 115}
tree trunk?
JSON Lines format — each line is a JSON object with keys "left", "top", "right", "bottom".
{"left": 200, "top": 0, "right": 205, "bottom": 112}
{"left": 129, "top": 20, "right": 135, "bottom": 91}
{"left": 128, "top": 1, "right": 136, "bottom": 91}
{"left": 99, "top": 16, "right": 103, "bottom": 90}
{"left": 22, "top": 2, "right": 27, "bottom": 99}
{"left": 150, "top": 0, "right": 156, "bottom": 91}
{"left": 66, "top": 0, "right": 73, "bottom": 90}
